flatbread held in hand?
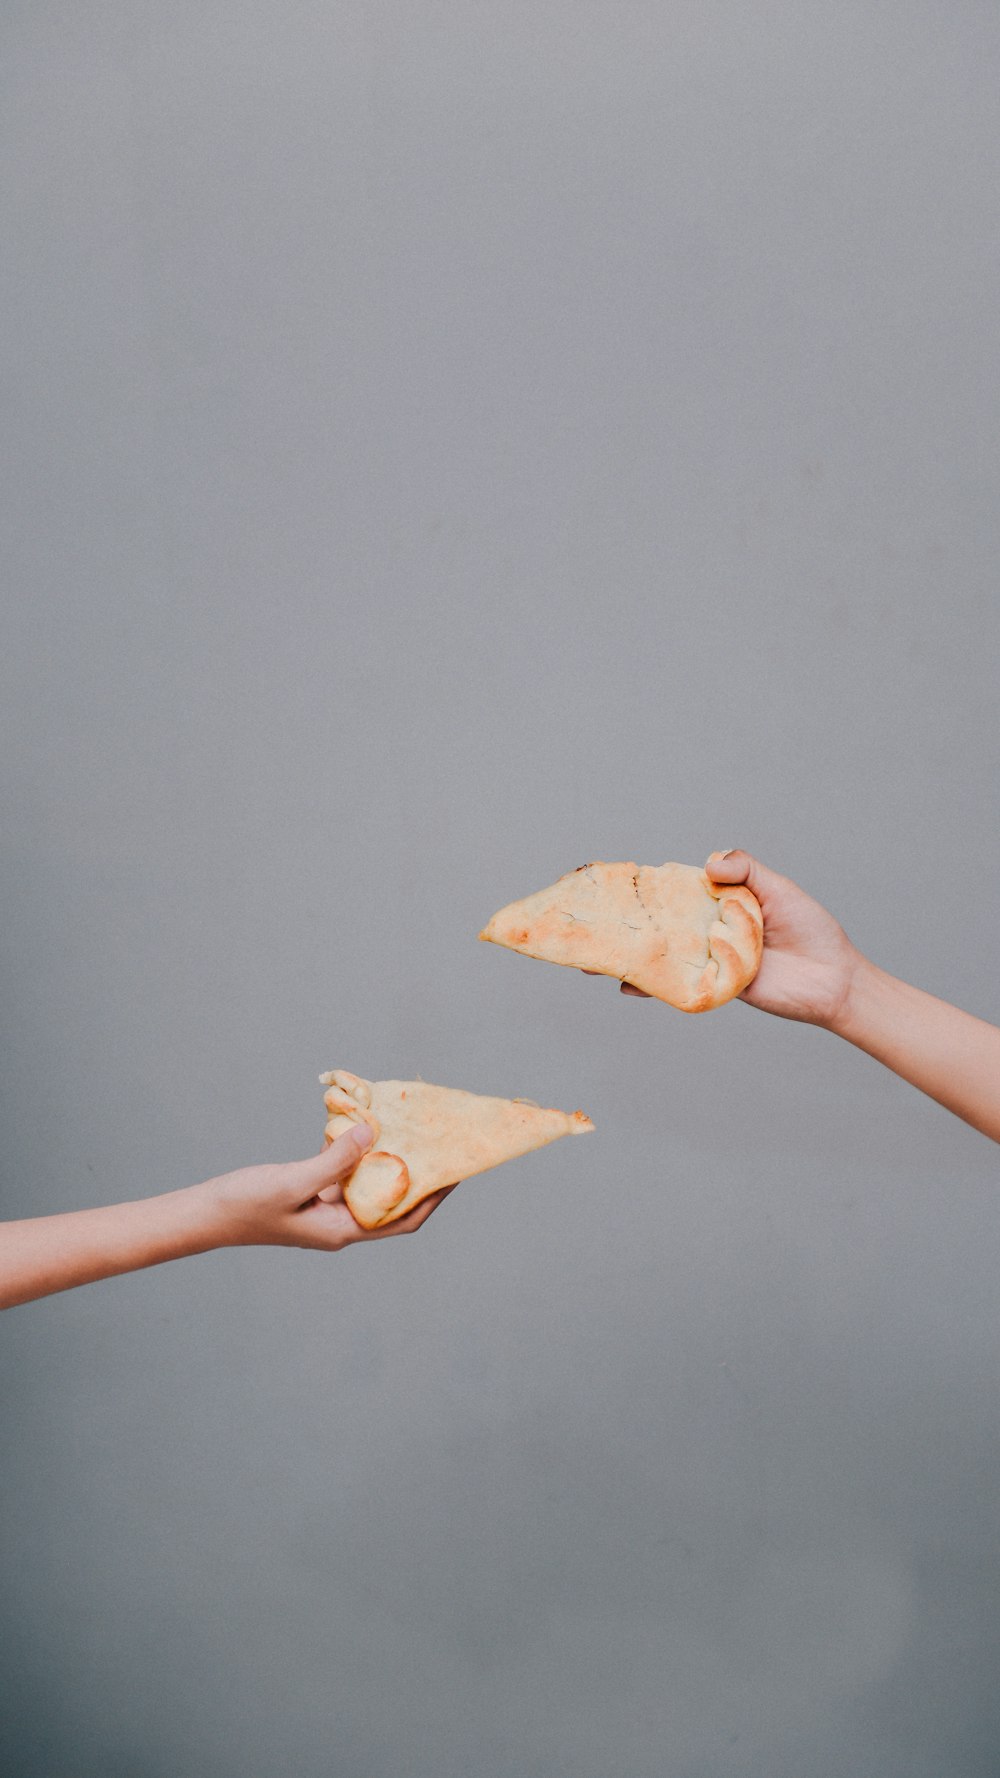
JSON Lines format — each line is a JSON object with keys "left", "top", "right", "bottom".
{"left": 480, "top": 860, "right": 763, "bottom": 1012}
{"left": 319, "top": 1070, "right": 594, "bottom": 1229}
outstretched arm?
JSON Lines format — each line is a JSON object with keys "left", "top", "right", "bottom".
{"left": 0, "top": 1125, "right": 455, "bottom": 1309}
{"left": 703, "top": 850, "right": 1000, "bottom": 1146}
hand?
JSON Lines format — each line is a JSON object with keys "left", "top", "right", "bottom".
{"left": 611, "top": 850, "right": 862, "bottom": 1028}
{"left": 594, "top": 849, "right": 1000, "bottom": 1147}
{"left": 709, "top": 854, "right": 1000, "bottom": 1143}
{"left": 701, "top": 849, "right": 861, "bottom": 1026}
{"left": 200, "top": 1125, "right": 457, "bottom": 1252}
{"left": 1, "top": 1127, "right": 456, "bottom": 1308}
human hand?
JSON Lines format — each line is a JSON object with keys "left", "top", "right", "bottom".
{"left": 199, "top": 1125, "right": 457, "bottom": 1252}
{"left": 703, "top": 850, "right": 862, "bottom": 1026}
{"left": 593, "top": 850, "right": 1000, "bottom": 1147}
{"left": 613, "top": 851, "right": 862, "bottom": 1028}
{"left": 0, "top": 1126, "right": 457, "bottom": 1308}
{"left": 712, "top": 854, "right": 1000, "bottom": 1142}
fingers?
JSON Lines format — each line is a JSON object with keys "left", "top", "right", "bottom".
{"left": 705, "top": 849, "right": 785, "bottom": 907}
{"left": 582, "top": 968, "right": 650, "bottom": 997}
{"left": 299, "top": 1123, "right": 375, "bottom": 1201}
{"left": 705, "top": 848, "right": 752, "bottom": 883}
{"left": 400, "top": 1181, "right": 458, "bottom": 1229}
{"left": 366, "top": 1183, "right": 459, "bottom": 1240}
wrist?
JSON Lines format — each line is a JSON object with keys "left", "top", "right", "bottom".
{"left": 821, "top": 949, "right": 881, "bottom": 1041}
{"left": 192, "top": 1166, "right": 292, "bottom": 1249}
{"left": 146, "top": 1181, "right": 236, "bottom": 1257}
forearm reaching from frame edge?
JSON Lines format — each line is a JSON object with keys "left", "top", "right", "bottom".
{"left": 0, "top": 1125, "right": 455, "bottom": 1310}
{"left": 829, "top": 957, "right": 1000, "bottom": 1146}
{"left": 0, "top": 1189, "right": 227, "bottom": 1310}
{"left": 706, "top": 850, "right": 1000, "bottom": 1147}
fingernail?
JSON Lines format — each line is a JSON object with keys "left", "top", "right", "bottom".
{"left": 352, "top": 1122, "right": 374, "bottom": 1152}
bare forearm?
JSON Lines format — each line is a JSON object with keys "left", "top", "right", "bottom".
{"left": 0, "top": 1187, "right": 228, "bottom": 1309}
{"left": 829, "top": 956, "right": 1000, "bottom": 1145}
{"left": 0, "top": 1126, "right": 449, "bottom": 1309}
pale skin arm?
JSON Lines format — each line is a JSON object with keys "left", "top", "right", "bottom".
{"left": 619, "top": 850, "right": 1000, "bottom": 1147}
{"left": 0, "top": 1125, "right": 455, "bottom": 1310}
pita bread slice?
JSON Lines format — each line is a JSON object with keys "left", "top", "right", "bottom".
{"left": 319, "top": 1069, "right": 594, "bottom": 1229}
{"left": 480, "top": 860, "right": 763, "bottom": 1012}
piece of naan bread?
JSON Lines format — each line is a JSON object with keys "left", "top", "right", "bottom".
{"left": 319, "top": 1070, "right": 594, "bottom": 1228}
{"left": 480, "top": 860, "right": 763, "bottom": 1012}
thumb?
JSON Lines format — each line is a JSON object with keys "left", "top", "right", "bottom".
{"left": 294, "top": 1123, "right": 375, "bottom": 1201}
{"left": 705, "top": 848, "right": 783, "bottom": 906}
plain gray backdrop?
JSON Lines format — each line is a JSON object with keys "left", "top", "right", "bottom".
{"left": 3, "top": 4, "right": 1000, "bottom": 1775}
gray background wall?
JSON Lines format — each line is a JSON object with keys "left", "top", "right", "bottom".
{"left": 3, "top": 4, "right": 1000, "bottom": 1774}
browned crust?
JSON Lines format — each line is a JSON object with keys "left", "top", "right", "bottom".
{"left": 481, "top": 861, "right": 763, "bottom": 1011}
{"left": 318, "top": 1071, "right": 594, "bottom": 1228}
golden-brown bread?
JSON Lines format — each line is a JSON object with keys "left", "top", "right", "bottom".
{"left": 480, "top": 860, "right": 763, "bottom": 1012}
{"left": 319, "top": 1069, "right": 594, "bottom": 1229}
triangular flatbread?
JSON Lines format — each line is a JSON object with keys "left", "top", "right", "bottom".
{"left": 480, "top": 860, "right": 763, "bottom": 1012}
{"left": 319, "top": 1070, "right": 594, "bottom": 1229}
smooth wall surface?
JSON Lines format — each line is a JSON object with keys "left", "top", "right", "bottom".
{"left": 3, "top": 5, "right": 1000, "bottom": 1774}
